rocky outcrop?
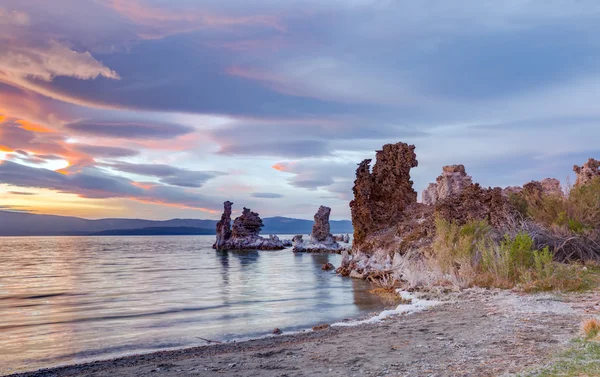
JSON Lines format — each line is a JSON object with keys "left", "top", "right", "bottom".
{"left": 293, "top": 206, "right": 349, "bottom": 253}
{"left": 422, "top": 165, "right": 473, "bottom": 205}
{"left": 502, "top": 186, "right": 523, "bottom": 197}
{"left": 541, "top": 178, "right": 564, "bottom": 197}
{"left": 346, "top": 141, "right": 513, "bottom": 272}
{"left": 574, "top": 158, "right": 600, "bottom": 186}
{"left": 344, "top": 143, "right": 600, "bottom": 280}
{"left": 434, "top": 184, "right": 510, "bottom": 228}
{"left": 311, "top": 206, "right": 333, "bottom": 244}
{"left": 350, "top": 142, "right": 418, "bottom": 251}
{"left": 213, "top": 203, "right": 286, "bottom": 250}
{"left": 214, "top": 201, "right": 233, "bottom": 250}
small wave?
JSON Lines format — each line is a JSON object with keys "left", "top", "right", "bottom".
{"left": 0, "top": 304, "right": 230, "bottom": 331}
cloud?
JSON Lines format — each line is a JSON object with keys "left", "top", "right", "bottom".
{"left": 0, "top": 8, "right": 29, "bottom": 25}
{"left": 0, "top": 160, "right": 222, "bottom": 211}
{"left": 64, "top": 120, "right": 195, "bottom": 139}
{"left": 272, "top": 159, "right": 357, "bottom": 200}
{"left": 7, "top": 191, "right": 35, "bottom": 195}
{"left": 72, "top": 144, "right": 140, "bottom": 158}
{"left": 103, "top": 161, "right": 227, "bottom": 188}
{"left": 218, "top": 140, "right": 331, "bottom": 158}
{"left": 105, "top": 0, "right": 286, "bottom": 39}
{"left": 251, "top": 192, "right": 284, "bottom": 199}
{"left": 0, "top": 121, "right": 71, "bottom": 157}
{"left": 0, "top": 40, "right": 119, "bottom": 82}
{"left": 207, "top": 119, "right": 429, "bottom": 158}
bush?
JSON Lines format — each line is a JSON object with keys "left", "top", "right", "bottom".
{"left": 521, "top": 176, "right": 600, "bottom": 233}
{"left": 567, "top": 177, "right": 600, "bottom": 230}
{"left": 428, "top": 218, "right": 588, "bottom": 291}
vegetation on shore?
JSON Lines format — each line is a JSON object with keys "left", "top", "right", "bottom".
{"left": 522, "top": 326, "right": 600, "bottom": 377}
{"left": 425, "top": 217, "right": 595, "bottom": 291}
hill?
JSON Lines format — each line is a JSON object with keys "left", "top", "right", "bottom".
{"left": 0, "top": 211, "right": 353, "bottom": 236}
{"left": 89, "top": 227, "right": 215, "bottom": 236}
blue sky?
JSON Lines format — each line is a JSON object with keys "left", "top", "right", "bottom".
{"left": 0, "top": 0, "right": 599, "bottom": 220}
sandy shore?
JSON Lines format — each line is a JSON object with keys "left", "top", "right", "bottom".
{"left": 8, "top": 289, "right": 599, "bottom": 377}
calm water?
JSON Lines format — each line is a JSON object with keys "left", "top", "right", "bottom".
{"left": 0, "top": 236, "right": 385, "bottom": 375}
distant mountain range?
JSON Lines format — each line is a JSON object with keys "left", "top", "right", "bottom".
{"left": 0, "top": 211, "right": 353, "bottom": 236}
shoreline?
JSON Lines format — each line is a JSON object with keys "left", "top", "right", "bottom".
{"left": 7, "top": 288, "right": 596, "bottom": 377}
{"left": 4, "top": 291, "right": 434, "bottom": 377}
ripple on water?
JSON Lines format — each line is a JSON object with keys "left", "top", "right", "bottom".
{"left": 0, "top": 235, "right": 386, "bottom": 374}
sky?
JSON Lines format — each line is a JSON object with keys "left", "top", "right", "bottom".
{"left": 1, "top": 0, "right": 600, "bottom": 220}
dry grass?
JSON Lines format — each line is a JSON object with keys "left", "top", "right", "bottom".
{"left": 367, "top": 273, "right": 411, "bottom": 305}
{"left": 392, "top": 217, "right": 593, "bottom": 292}
{"left": 515, "top": 177, "right": 600, "bottom": 262}
{"left": 582, "top": 318, "right": 600, "bottom": 340}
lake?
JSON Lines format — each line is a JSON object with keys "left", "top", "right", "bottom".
{"left": 0, "top": 235, "right": 386, "bottom": 375}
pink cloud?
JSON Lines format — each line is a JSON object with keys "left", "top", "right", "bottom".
{"left": 106, "top": 0, "right": 286, "bottom": 39}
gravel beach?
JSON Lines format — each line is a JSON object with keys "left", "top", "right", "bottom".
{"left": 9, "top": 288, "right": 599, "bottom": 377}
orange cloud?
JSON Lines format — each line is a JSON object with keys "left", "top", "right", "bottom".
{"left": 272, "top": 162, "right": 295, "bottom": 172}
{"left": 0, "top": 115, "right": 95, "bottom": 168}
{"left": 16, "top": 119, "right": 55, "bottom": 133}
{"left": 272, "top": 162, "right": 286, "bottom": 171}
{"left": 132, "top": 181, "right": 158, "bottom": 190}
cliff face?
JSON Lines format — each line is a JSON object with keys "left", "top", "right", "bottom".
{"left": 350, "top": 142, "right": 418, "bottom": 251}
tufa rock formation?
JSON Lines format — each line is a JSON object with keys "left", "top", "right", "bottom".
{"left": 345, "top": 140, "right": 600, "bottom": 280}
{"left": 422, "top": 165, "right": 473, "bottom": 205}
{"left": 541, "top": 178, "right": 564, "bottom": 197}
{"left": 293, "top": 206, "right": 349, "bottom": 253}
{"left": 213, "top": 202, "right": 286, "bottom": 250}
{"left": 350, "top": 142, "right": 418, "bottom": 250}
{"left": 311, "top": 205, "right": 333, "bottom": 244}
{"left": 232, "top": 207, "right": 263, "bottom": 238}
{"left": 214, "top": 201, "right": 233, "bottom": 250}
{"left": 574, "top": 158, "right": 600, "bottom": 186}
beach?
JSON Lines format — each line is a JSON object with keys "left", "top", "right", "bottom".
{"left": 9, "top": 288, "right": 597, "bottom": 377}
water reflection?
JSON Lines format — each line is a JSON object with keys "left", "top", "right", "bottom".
{"left": 0, "top": 236, "right": 385, "bottom": 375}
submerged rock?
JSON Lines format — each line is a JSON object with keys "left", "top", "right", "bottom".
{"left": 312, "top": 323, "right": 330, "bottom": 331}
{"left": 213, "top": 202, "right": 286, "bottom": 250}
{"left": 422, "top": 165, "right": 473, "bottom": 205}
{"left": 293, "top": 206, "right": 349, "bottom": 254}
{"left": 321, "top": 263, "right": 335, "bottom": 271}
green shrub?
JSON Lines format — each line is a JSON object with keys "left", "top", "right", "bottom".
{"left": 567, "top": 177, "right": 600, "bottom": 230}
{"left": 521, "top": 176, "right": 600, "bottom": 234}
{"left": 526, "top": 194, "right": 566, "bottom": 227}
{"left": 431, "top": 219, "right": 588, "bottom": 291}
